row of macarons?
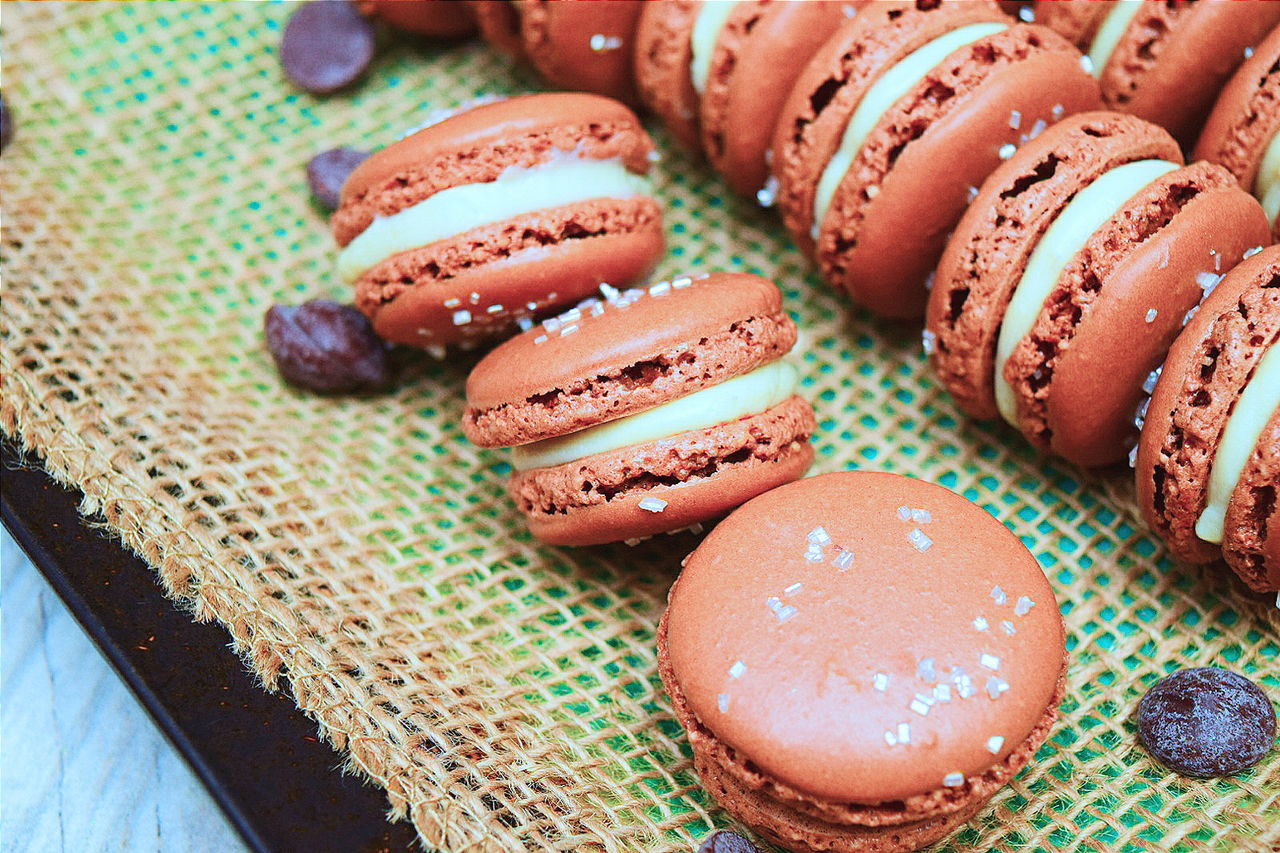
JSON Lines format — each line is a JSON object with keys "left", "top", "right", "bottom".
{"left": 317, "top": 11, "right": 1279, "bottom": 595}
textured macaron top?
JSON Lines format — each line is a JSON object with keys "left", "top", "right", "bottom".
{"left": 464, "top": 273, "right": 795, "bottom": 447}
{"left": 332, "top": 93, "right": 654, "bottom": 246}
{"left": 1136, "top": 245, "right": 1280, "bottom": 568}
{"left": 1195, "top": 25, "right": 1280, "bottom": 192}
{"left": 664, "top": 472, "right": 1064, "bottom": 805}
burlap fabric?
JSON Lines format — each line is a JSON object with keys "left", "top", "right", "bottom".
{"left": 2, "top": 3, "right": 1277, "bottom": 850}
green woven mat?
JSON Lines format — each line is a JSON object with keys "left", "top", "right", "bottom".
{"left": 2, "top": 3, "right": 1277, "bottom": 850}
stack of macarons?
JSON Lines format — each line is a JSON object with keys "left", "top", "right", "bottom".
{"left": 925, "top": 111, "right": 1272, "bottom": 468}
{"left": 462, "top": 273, "right": 816, "bottom": 546}
{"left": 660, "top": 471, "right": 1066, "bottom": 853}
{"left": 1034, "top": 0, "right": 1280, "bottom": 145}
{"left": 1136, "top": 244, "right": 1280, "bottom": 594}
{"left": 331, "top": 92, "right": 664, "bottom": 348}
{"left": 1196, "top": 25, "right": 1280, "bottom": 239}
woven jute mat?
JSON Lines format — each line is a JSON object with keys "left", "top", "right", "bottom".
{"left": 2, "top": 3, "right": 1277, "bottom": 850}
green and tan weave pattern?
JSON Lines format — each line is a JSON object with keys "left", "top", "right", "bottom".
{"left": 2, "top": 3, "right": 1276, "bottom": 850}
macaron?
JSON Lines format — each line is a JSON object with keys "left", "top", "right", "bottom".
{"left": 1195, "top": 25, "right": 1280, "bottom": 237}
{"left": 499, "top": 0, "right": 645, "bottom": 107}
{"left": 332, "top": 93, "right": 664, "bottom": 348}
{"left": 925, "top": 111, "right": 1272, "bottom": 468}
{"left": 1135, "top": 244, "right": 1280, "bottom": 593}
{"left": 1034, "top": 0, "right": 1280, "bottom": 145}
{"left": 356, "top": 0, "right": 476, "bottom": 37}
{"left": 659, "top": 471, "right": 1066, "bottom": 853}
{"left": 771, "top": 0, "right": 1102, "bottom": 319}
{"left": 633, "top": 0, "right": 855, "bottom": 197}
{"left": 462, "top": 273, "right": 815, "bottom": 546}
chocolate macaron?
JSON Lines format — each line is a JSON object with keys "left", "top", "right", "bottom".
{"left": 1136, "top": 244, "right": 1280, "bottom": 593}
{"left": 1035, "top": 0, "right": 1280, "bottom": 145}
{"left": 926, "top": 112, "right": 1272, "bottom": 468}
{"left": 357, "top": 0, "right": 476, "bottom": 37}
{"left": 332, "top": 93, "right": 664, "bottom": 348}
{"left": 1195, "top": 25, "right": 1280, "bottom": 238}
{"left": 633, "top": 0, "right": 854, "bottom": 197}
{"left": 660, "top": 471, "right": 1066, "bottom": 853}
{"left": 463, "top": 273, "right": 816, "bottom": 546}
{"left": 507, "top": 0, "right": 645, "bottom": 107}
{"left": 771, "top": 0, "right": 1101, "bottom": 318}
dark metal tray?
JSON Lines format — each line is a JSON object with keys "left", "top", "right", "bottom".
{"left": 1, "top": 438, "right": 421, "bottom": 853}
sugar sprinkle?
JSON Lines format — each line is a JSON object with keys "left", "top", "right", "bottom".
{"left": 897, "top": 722, "right": 911, "bottom": 744}
{"left": 718, "top": 693, "right": 730, "bottom": 713}
{"left": 832, "top": 550, "right": 855, "bottom": 570}
{"left": 943, "top": 772, "right": 965, "bottom": 788}
{"left": 998, "top": 143, "right": 1017, "bottom": 160}
{"left": 973, "top": 616, "right": 989, "bottom": 632}
{"left": 910, "top": 698, "right": 931, "bottom": 716}
{"left": 1014, "top": 595, "right": 1035, "bottom": 616}
{"left": 637, "top": 497, "right": 668, "bottom": 513}
{"left": 986, "top": 676, "right": 1010, "bottom": 699}
{"left": 1001, "top": 620, "right": 1016, "bottom": 636}
{"left": 907, "top": 529, "right": 933, "bottom": 551}
{"left": 1144, "top": 308, "right": 1157, "bottom": 323}
{"left": 452, "top": 310, "right": 472, "bottom": 326}
{"left": 980, "top": 653, "right": 1001, "bottom": 671}
{"left": 729, "top": 660, "right": 746, "bottom": 679}
{"left": 990, "top": 585, "right": 1007, "bottom": 605}
{"left": 808, "top": 526, "right": 832, "bottom": 545}
{"left": 987, "top": 735, "right": 1005, "bottom": 754}
{"left": 873, "top": 672, "right": 889, "bottom": 692}
{"left": 917, "top": 657, "right": 938, "bottom": 682}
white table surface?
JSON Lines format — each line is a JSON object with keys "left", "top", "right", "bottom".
{"left": 1, "top": 530, "right": 249, "bottom": 853}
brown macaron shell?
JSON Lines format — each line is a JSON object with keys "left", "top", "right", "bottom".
{"left": 464, "top": 273, "right": 794, "bottom": 447}
{"left": 1194, "top": 25, "right": 1280, "bottom": 195}
{"left": 520, "top": 0, "right": 644, "bottom": 107}
{"left": 662, "top": 642, "right": 1062, "bottom": 853}
{"left": 632, "top": 0, "right": 703, "bottom": 151}
{"left": 1222, "top": 406, "right": 1280, "bottom": 591}
{"left": 700, "top": 0, "right": 857, "bottom": 198}
{"left": 512, "top": 396, "right": 816, "bottom": 546}
{"left": 333, "top": 93, "right": 661, "bottom": 346}
{"left": 928, "top": 112, "right": 1184, "bottom": 421}
{"left": 1003, "top": 161, "right": 1271, "bottom": 465}
{"left": 470, "top": 0, "right": 525, "bottom": 58}
{"left": 773, "top": 1, "right": 1100, "bottom": 318}
{"left": 1136, "top": 246, "right": 1280, "bottom": 578}
{"left": 357, "top": 0, "right": 476, "bottom": 37}
{"left": 1039, "top": 1, "right": 1280, "bottom": 145}
{"left": 1095, "top": 1, "right": 1280, "bottom": 146}
{"left": 661, "top": 472, "right": 1065, "bottom": 848}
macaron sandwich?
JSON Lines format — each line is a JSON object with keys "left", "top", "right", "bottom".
{"left": 633, "top": 0, "right": 854, "bottom": 197}
{"left": 660, "top": 471, "right": 1066, "bottom": 852}
{"left": 1035, "top": 0, "right": 1280, "bottom": 145}
{"left": 471, "top": 0, "right": 645, "bottom": 106}
{"left": 1136, "top": 244, "right": 1280, "bottom": 594}
{"left": 1196, "top": 25, "right": 1280, "bottom": 238}
{"left": 463, "top": 273, "right": 815, "bottom": 546}
{"left": 771, "top": 0, "right": 1102, "bottom": 318}
{"left": 926, "top": 112, "right": 1272, "bottom": 468}
{"left": 332, "top": 93, "right": 664, "bottom": 348}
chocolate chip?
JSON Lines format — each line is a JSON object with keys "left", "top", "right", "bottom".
{"left": 265, "top": 300, "right": 389, "bottom": 393}
{"left": 1, "top": 94, "right": 13, "bottom": 154}
{"left": 698, "top": 830, "right": 759, "bottom": 853}
{"left": 1138, "top": 667, "right": 1276, "bottom": 777}
{"left": 307, "top": 147, "right": 369, "bottom": 210}
{"left": 281, "top": 1, "right": 376, "bottom": 94}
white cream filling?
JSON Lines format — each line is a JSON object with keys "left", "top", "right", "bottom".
{"left": 689, "top": 1, "right": 739, "bottom": 96}
{"left": 337, "top": 155, "right": 650, "bottom": 284}
{"left": 994, "top": 159, "right": 1179, "bottom": 424}
{"left": 1256, "top": 129, "right": 1280, "bottom": 224}
{"left": 811, "top": 22, "right": 1007, "bottom": 237}
{"left": 1195, "top": 342, "right": 1280, "bottom": 543}
{"left": 511, "top": 359, "right": 799, "bottom": 471}
{"left": 1085, "top": 0, "right": 1143, "bottom": 78}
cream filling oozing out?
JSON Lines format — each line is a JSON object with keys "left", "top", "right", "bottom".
{"left": 1085, "top": 0, "right": 1143, "bottom": 77}
{"left": 993, "top": 159, "right": 1179, "bottom": 425}
{"left": 689, "top": 0, "right": 739, "bottom": 96}
{"left": 1195, "top": 342, "right": 1280, "bottom": 543}
{"left": 511, "top": 359, "right": 799, "bottom": 471}
{"left": 1255, "top": 130, "right": 1280, "bottom": 224}
{"left": 337, "top": 155, "right": 650, "bottom": 284}
{"left": 810, "top": 22, "right": 1008, "bottom": 238}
